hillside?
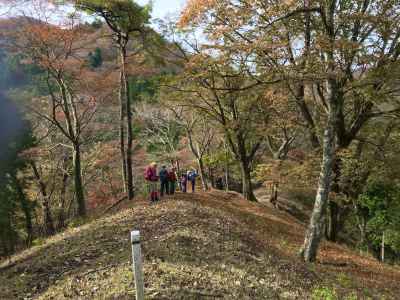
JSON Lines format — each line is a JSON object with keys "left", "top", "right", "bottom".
{"left": 1, "top": 191, "right": 399, "bottom": 300}
{"left": 1, "top": 2, "right": 400, "bottom": 299}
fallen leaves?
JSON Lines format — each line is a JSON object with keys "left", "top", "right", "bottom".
{"left": 0, "top": 191, "right": 399, "bottom": 299}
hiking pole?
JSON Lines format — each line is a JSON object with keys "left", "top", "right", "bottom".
{"left": 131, "top": 230, "right": 144, "bottom": 300}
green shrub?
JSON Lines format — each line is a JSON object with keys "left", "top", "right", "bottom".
{"left": 88, "top": 48, "right": 103, "bottom": 68}
{"left": 312, "top": 286, "right": 338, "bottom": 300}
{"left": 337, "top": 272, "right": 353, "bottom": 288}
{"left": 358, "top": 182, "right": 400, "bottom": 259}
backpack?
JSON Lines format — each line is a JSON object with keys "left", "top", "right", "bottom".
{"left": 159, "top": 169, "right": 168, "bottom": 181}
{"left": 168, "top": 171, "right": 177, "bottom": 181}
{"left": 188, "top": 171, "right": 196, "bottom": 181}
{"left": 144, "top": 167, "right": 152, "bottom": 180}
{"left": 181, "top": 174, "right": 187, "bottom": 182}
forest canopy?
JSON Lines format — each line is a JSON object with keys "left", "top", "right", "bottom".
{"left": 0, "top": 0, "right": 399, "bottom": 269}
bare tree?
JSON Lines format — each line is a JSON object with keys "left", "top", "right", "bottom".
{"left": 10, "top": 16, "right": 102, "bottom": 217}
{"left": 170, "top": 107, "right": 215, "bottom": 191}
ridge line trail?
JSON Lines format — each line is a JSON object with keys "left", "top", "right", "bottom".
{"left": 1, "top": 191, "right": 399, "bottom": 299}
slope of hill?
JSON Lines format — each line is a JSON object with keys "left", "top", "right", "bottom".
{"left": 1, "top": 191, "right": 399, "bottom": 299}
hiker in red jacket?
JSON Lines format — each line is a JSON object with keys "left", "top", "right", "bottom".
{"left": 144, "top": 162, "right": 159, "bottom": 202}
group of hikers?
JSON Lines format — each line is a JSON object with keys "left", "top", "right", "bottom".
{"left": 144, "top": 162, "right": 198, "bottom": 202}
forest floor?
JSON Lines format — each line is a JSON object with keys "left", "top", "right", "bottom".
{"left": 1, "top": 190, "right": 400, "bottom": 299}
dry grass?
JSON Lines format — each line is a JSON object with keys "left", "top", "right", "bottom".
{"left": 1, "top": 191, "right": 399, "bottom": 299}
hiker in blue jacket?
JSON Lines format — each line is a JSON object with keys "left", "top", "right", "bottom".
{"left": 187, "top": 169, "right": 198, "bottom": 193}
{"left": 159, "top": 165, "right": 169, "bottom": 197}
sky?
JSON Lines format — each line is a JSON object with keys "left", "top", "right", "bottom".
{"left": 0, "top": 0, "right": 188, "bottom": 23}
{"left": 137, "top": 0, "right": 187, "bottom": 20}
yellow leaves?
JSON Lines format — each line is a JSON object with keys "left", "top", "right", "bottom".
{"left": 254, "top": 161, "right": 282, "bottom": 183}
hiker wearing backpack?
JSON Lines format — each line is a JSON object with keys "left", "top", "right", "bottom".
{"left": 168, "top": 167, "right": 177, "bottom": 195}
{"left": 159, "top": 165, "right": 169, "bottom": 197}
{"left": 144, "top": 162, "right": 159, "bottom": 202}
{"left": 180, "top": 172, "right": 188, "bottom": 193}
{"left": 187, "top": 169, "right": 198, "bottom": 193}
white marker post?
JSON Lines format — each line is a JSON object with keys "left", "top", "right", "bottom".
{"left": 131, "top": 230, "right": 144, "bottom": 300}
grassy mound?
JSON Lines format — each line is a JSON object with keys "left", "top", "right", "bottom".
{"left": 1, "top": 191, "right": 399, "bottom": 299}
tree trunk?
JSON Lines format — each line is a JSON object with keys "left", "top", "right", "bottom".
{"left": 208, "top": 166, "right": 215, "bottom": 188}
{"left": 295, "top": 84, "right": 320, "bottom": 149}
{"left": 43, "top": 197, "right": 55, "bottom": 235}
{"left": 15, "top": 179, "right": 33, "bottom": 246}
{"left": 73, "top": 143, "right": 86, "bottom": 217}
{"left": 120, "top": 44, "right": 134, "bottom": 200}
{"left": 232, "top": 131, "right": 258, "bottom": 202}
{"left": 197, "top": 157, "right": 209, "bottom": 191}
{"left": 240, "top": 160, "right": 257, "bottom": 202}
{"left": 124, "top": 67, "right": 134, "bottom": 200}
{"left": 270, "top": 182, "right": 278, "bottom": 206}
{"left": 326, "top": 200, "right": 339, "bottom": 242}
{"left": 30, "top": 161, "right": 55, "bottom": 236}
{"left": 300, "top": 80, "right": 337, "bottom": 262}
{"left": 225, "top": 165, "right": 229, "bottom": 191}
{"left": 354, "top": 203, "right": 371, "bottom": 254}
{"left": 186, "top": 128, "right": 209, "bottom": 191}
{"left": 58, "top": 167, "right": 69, "bottom": 229}
{"left": 236, "top": 135, "right": 257, "bottom": 202}
{"left": 20, "top": 199, "right": 33, "bottom": 246}
{"left": 297, "top": 0, "right": 320, "bottom": 150}
{"left": 325, "top": 154, "right": 342, "bottom": 242}
{"left": 119, "top": 67, "right": 127, "bottom": 194}
{"left": 225, "top": 143, "right": 230, "bottom": 191}
{"left": 300, "top": 2, "right": 337, "bottom": 258}
{"left": 359, "top": 220, "right": 366, "bottom": 247}
{"left": 381, "top": 231, "right": 385, "bottom": 263}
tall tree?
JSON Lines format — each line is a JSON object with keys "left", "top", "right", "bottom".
{"left": 10, "top": 19, "right": 101, "bottom": 217}
{"left": 74, "top": 0, "right": 151, "bottom": 200}
{"left": 29, "top": 160, "right": 55, "bottom": 235}
{"left": 181, "top": 0, "right": 400, "bottom": 262}
{"left": 164, "top": 51, "right": 268, "bottom": 201}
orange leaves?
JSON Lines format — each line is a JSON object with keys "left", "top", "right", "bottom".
{"left": 179, "top": 0, "right": 217, "bottom": 27}
{"left": 18, "top": 21, "right": 85, "bottom": 74}
{"left": 27, "top": 23, "right": 66, "bottom": 43}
